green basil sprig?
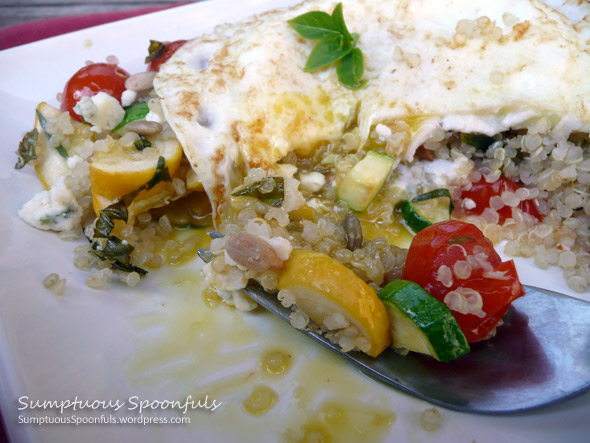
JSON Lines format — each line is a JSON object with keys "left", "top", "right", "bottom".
{"left": 288, "top": 3, "right": 365, "bottom": 89}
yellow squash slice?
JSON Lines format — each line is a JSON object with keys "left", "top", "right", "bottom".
{"left": 277, "top": 249, "right": 391, "bottom": 357}
{"left": 89, "top": 134, "right": 182, "bottom": 200}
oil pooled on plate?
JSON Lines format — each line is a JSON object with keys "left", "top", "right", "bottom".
{"left": 125, "top": 258, "right": 399, "bottom": 442}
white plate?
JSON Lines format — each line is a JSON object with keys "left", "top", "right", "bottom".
{"left": 0, "top": 1, "right": 589, "bottom": 442}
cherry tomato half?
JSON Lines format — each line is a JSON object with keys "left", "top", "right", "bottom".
{"left": 459, "top": 176, "right": 541, "bottom": 224}
{"left": 402, "top": 220, "right": 525, "bottom": 342}
{"left": 147, "top": 40, "right": 187, "bottom": 72}
{"left": 60, "top": 63, "right": 130, "bottom": 121}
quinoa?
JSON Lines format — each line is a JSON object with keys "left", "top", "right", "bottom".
{"left": 196, "top": 114, "right": 590, "bottom": 357}
{"left": 20, "top": 60, "right": 590, "bottom": 349}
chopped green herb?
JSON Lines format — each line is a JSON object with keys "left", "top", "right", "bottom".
{"left": 92, "top": 237, "right": 147, "bottom": 275}
{"left": 461, "top": 133, "right": 496, "bottom": 151}
{"left": 90, "top": 156, "right": 172, "bottom": 274}
{"left": 101, "top": 200, "right": 129, "bottom": 223}
{"left": 98, "top": 236, "right": 133, "bottom": 260}
{"left": 114, "top": 102, "right": 150, "bottom": 132}
{"left": 145, "top": 40, "right": 166, "bottom": 64}
{"left": 35, "top": 109, "right": 68, "bottom": 158}
{"left": 93, "top": 200, "right": 128, "bottom": 238}
{"left": 134, "top": 135, "right": 152, "bottom": 151}
{"left": 288, "top": 2, "right": 365, "bottom": 89}
{"left": 232, "top": 176, "right": 285, "bottom": 207}
{"left": 146, "top": 156, "right": 172, "bottom": 190}
{"left": 111, "top": 260, "right": 148, "bottom": 275}
{"left": 15, "top": 128, "right": 38, "bottom": 169}
{"left": 94, "top": 212, "right": 115, "bottom": 238}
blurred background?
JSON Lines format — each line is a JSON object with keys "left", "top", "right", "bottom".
{"left": 0, "top": 0, "right": 199, "bottom": 28}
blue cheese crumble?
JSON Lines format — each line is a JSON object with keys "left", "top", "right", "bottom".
{"left": 19, "top": 177, "right": 82, "bottom": 232}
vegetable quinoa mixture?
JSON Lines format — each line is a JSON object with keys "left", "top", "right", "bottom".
{"left": 15, "top": 0, "right": 590, "bottom": 362}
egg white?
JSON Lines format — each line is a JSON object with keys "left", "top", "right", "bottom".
{"left": 154, "top": 0, "right": 590, "bottom": 223}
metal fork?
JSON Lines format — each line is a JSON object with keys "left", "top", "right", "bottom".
{"left": 242, "top": 283, "right": 590, "bottom": 414}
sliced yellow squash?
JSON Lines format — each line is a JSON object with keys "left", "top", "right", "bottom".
{"left": 277, "top": 249, "right": 391, "bottom": 357}
{"left": 34, "top": 102, "right": 92, "bottom": 189}
{"left": 89, "top": 134, "right": 182, "bottom": 200}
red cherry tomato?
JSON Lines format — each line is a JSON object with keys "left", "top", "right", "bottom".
{"left": 402, "top": 220, "right": 525, "bottom": 342}
{"left": 60, "top": 63, "right": 130, "bottom": 121}
{"left": 459, "top": 176, "right": 541, "bottom": 224}
{"left": 147, "top": 40, "right": 187, "bottom": 72}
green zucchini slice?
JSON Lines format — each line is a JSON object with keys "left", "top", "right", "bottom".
{"left": 378, "top": 280, "right": 470, "bottom": 362}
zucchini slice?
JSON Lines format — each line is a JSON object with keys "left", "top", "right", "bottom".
{"left": 337, "top": 150, "right": 395, "bottom": 212}
{"left": 399, "top": 188, "right": 453, "bottom": 233}
{"left": 378, "top": 280, "right": 470, "bottom": 362}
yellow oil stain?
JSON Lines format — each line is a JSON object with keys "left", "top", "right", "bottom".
{"left": 125, "top": 247, "right": 397, "bottom": 442}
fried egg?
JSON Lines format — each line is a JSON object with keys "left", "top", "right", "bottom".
{"left": 154, "top": 0, "right": 590, "bottom": 224}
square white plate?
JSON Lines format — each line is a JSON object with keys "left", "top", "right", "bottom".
{"left": 1, "top": 1, "right": 589, "bottom": 442}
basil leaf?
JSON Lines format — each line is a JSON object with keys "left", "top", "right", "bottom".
{"left": 304, "top": 34, "right": 353, "bottom": 72}
{"left": 94, "top": 237, "right": 148, "bottom": 275}
{"left": 35, "top": 109, "right": 68, "bottom": 158}
{"left": 113, "top": 102, "right": 150, "bottom": 132}
{"left": 145, "top": 40, "right": 166, "bottom": 64}
{"left": 134, "top": 135, "right": 152, "bottom": 151}
{"left": 96, "top": 237, "right": 133, "bottom": 260}
{"left": 93, "top": 199, "right": 129, "bottom": 238}
{"left": 94, "top": 212, "right": 115, "bottom": 238}
{"left": 146, "top": 156, "right": 172, "bottom": 190}
{"left": 288, "top": 10, "right": 340, "bottom": 40}
{"left": 337, "top": 48, "right": 366, "bottom": 89}
{"left": 14, "top": 128, "right": 38, "bottom": 169}
{"left": 232, "top": 176, "right": 285, "bottom": 207}
{"left": 331, "top": 3, "right": 353, "bottom": 41}
{"left": 102, "top": 200, "right": 129, "bottom": 222}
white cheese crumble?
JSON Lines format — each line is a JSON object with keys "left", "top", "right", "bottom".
{"left": 66, "top": 155, "right": 83, "bottom": 169}
{"left": 19, "top": 177, "right": 82, "bottom": 232}
{"left": 422, "top": 156, "right": 470, "bottom": 188}
{"left": 462, "top": 198, "right": 477, "bottom": 210}
{"left": 299, "top": 171, "right": 326, "bottom": 192}
{"left": 145, "top": 110, "right": 163, "bottom": 124}
{"left": 121, "top": 89, "right": 137, "bottom": 107}
{"left": 73, "top": 91, "right": 125, "bottom": 132}
{"left": 375, "top": 123, "right": 392, "bottom": 142}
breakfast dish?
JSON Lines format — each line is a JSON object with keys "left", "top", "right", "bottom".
{"left": 14, "top": 0, "right": 590, "bottom": 362}
{"left": 2, "top": 0, "right": 590, "bottom": 441}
